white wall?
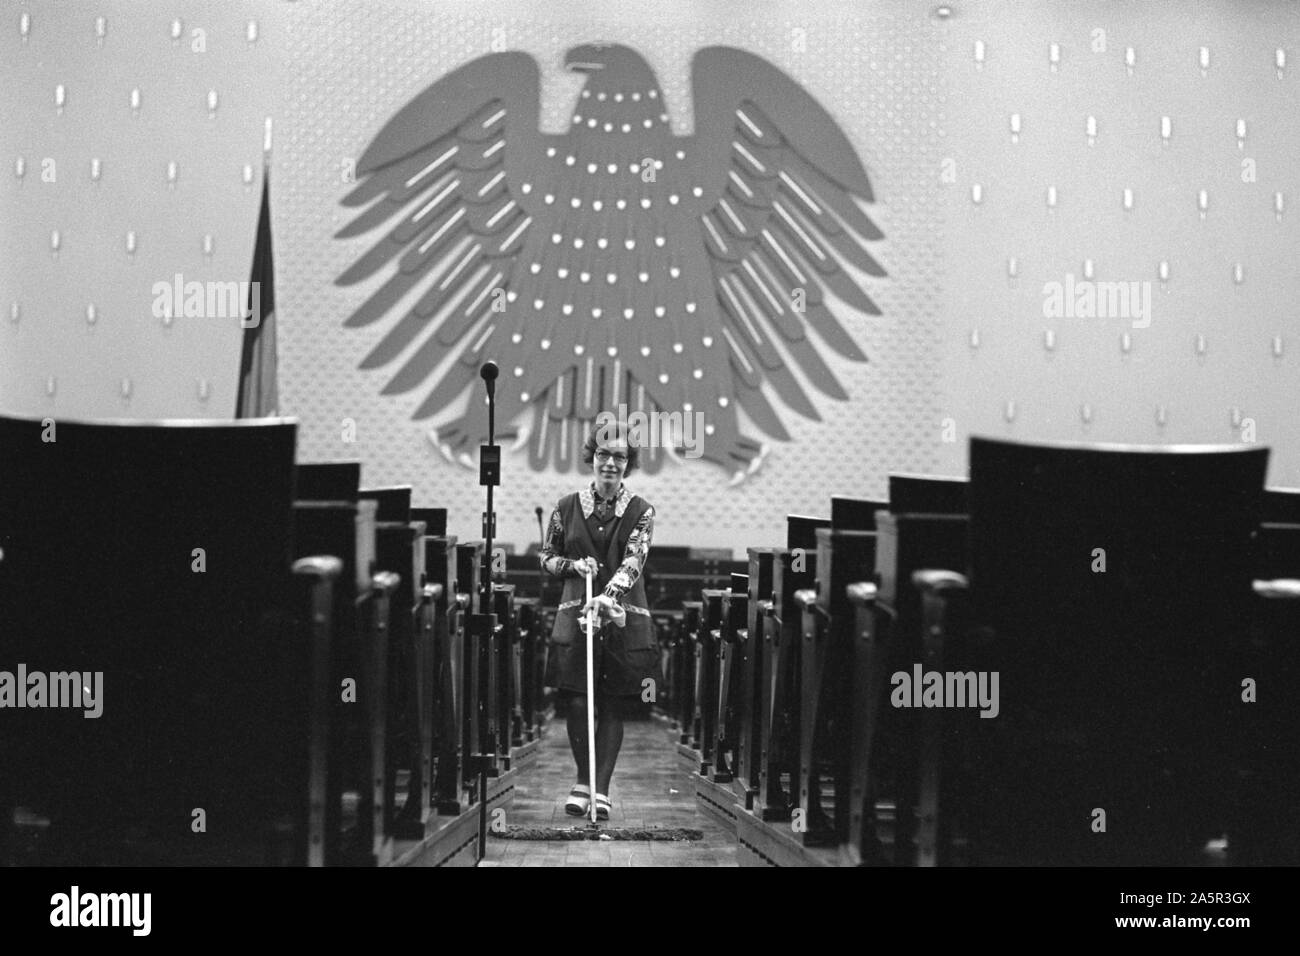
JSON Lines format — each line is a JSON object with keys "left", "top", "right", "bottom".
{"left": 4, "top": 1, "right": 1296, "bottom": 556}
{"left": 0, "top": 0, "right": 282, "bottom": 419}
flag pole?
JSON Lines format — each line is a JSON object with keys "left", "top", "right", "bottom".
{"left": 235, "top": 124, "right": 278, "bottom": 420}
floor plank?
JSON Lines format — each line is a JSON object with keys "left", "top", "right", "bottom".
{"left": 481, "top": 717, "right": 738, "bottom": 867}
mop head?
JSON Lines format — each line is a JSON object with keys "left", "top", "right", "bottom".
{"left": 491, "top": 824, "right": 703, "bottom": 842}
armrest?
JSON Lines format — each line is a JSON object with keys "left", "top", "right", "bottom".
{"left": 291, "top": 556, "right": 341, "bottom": 868}
{"left": 794, "top": 588, "right": 829, "bottom": 620}
{"left": 371, "top": 570, "right": 400, "bottom": 597}
{"left": 911, "top": 569, "right": 969, "bottom": 595}
{"left": 847, "top": 581, "right": 878, "bottom": 607}
{"left": 1254, "top": 578, "right": 1300, "bottom": 600}
{"left": 423, "top": 582, "right": 444, "bottom": 604}
{"left": 293, "top": 557, "right": 343, "bottom": 627}
{"left": 908, "top": 571, "right": 966, "bottom": 868}
{"left": 292, "top": 555, "right": 344, "bottom": 583}
{"left": 911, "top": 571, "right": 970, "bottom": 647}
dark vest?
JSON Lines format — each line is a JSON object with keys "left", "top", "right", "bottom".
{"left": 549, "top": 491, "right": 654, "bottom": 650}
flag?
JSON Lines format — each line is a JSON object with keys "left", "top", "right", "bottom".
{"left": 235, "top": 172, "right": 278, "bottom": 417}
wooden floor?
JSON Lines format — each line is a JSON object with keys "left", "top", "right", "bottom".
{"left": 479, "top": 717, "right": 739, "bottom": 867}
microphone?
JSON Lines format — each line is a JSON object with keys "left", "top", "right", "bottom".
{"left": 534, "top": 506, "right": 546, "bottom": 604}
{"left": 480, "top": 361, "right": 498, "bottom": 399}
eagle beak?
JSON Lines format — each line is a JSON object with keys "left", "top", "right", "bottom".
{"left": 564, "top": 46, "right": 605, "bottom": 72}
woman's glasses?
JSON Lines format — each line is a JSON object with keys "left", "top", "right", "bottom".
{"left": 594, "top": 450, "right": 628, "bottom": 464}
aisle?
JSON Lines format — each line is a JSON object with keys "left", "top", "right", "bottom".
{"left": 479, "top": 718, "right": 739, "bottom": 867}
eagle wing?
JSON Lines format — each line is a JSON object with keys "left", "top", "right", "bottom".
{"left": 681, "top": 46, "right": 885, "bottom": 445}
{"left": 335, "top": 52, "right": 556, "bottom": 455}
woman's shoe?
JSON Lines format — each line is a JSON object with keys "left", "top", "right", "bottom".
{"left": 564, "top": 784, "right": 591, "bottom": 816}
{"left": 594, "top": 793, "right": 611, "bottom": 821}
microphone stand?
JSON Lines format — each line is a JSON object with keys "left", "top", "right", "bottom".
{"left": 473, "top": 361, "right": 501, "bottom": 859}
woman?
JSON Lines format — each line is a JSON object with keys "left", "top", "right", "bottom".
{"left": 540, "top": 423, "right": 658, "bottom": 821}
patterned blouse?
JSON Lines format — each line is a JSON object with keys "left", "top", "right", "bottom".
{"left": 540, "top": 482, "right": 655, "bottom": 600}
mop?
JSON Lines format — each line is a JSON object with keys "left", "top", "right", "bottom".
{"left": 490, "top": 568, "right": 702, "bottom": 843}
{"left": 584, "top": 566, "right": 599, "bottom": 825}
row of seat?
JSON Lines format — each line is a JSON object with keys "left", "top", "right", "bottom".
{"left": 0, "top": 416, "right": 546, "bottom": 866}
{"left": 292, "top": 462, "right": 548, "bottom": 865}
{"left": 664, "top": 438, "right": 1300, "bottom": 866}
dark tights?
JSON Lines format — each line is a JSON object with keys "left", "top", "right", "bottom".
{"left": 566, "top": 694, "right": 624, "bottom": 795}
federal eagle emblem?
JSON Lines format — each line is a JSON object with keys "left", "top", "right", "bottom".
{"left": 336, "top": 44, "right": 885, "bottom": 484}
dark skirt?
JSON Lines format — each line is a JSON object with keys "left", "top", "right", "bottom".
{"left": 545, "top": 621, "right": 663, "bottom": 700}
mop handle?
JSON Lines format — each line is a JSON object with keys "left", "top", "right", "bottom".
{"left": 584, "top": 567, "right": 598, "bottom": 823}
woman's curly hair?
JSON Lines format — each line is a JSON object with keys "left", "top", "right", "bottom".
{"left": 582, "top": 418, "right": 641, "bottom": 476}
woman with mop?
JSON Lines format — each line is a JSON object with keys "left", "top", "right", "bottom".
{"left": 540, "top": 423, "right": 658, "bottom": 822}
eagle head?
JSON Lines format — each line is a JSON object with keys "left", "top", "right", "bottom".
{"left": 564, "top": 43, "right": 661, "bottom": 103}
{"left": 561, "top": 43, "right": 665, "bottom": 143}
{"left": 564, "top": 42, "right": 636, "bottom": 73}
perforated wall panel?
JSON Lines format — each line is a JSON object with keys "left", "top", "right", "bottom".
{"left": 278, "top": 0, "right": 943, "bottom": 553}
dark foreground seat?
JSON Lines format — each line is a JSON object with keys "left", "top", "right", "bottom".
{"left": 0, "top": 414, "right": 338, "bottom": 865}
{"left": 915, "top": 437, "right": 1271, "bottom": 865}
